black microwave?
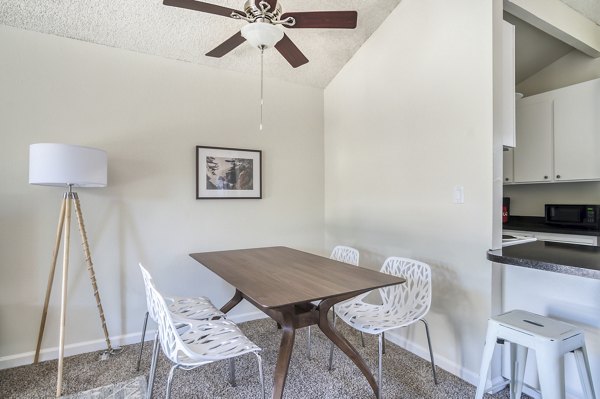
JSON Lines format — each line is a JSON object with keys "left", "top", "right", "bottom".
{"left": 545, "top": 204, "right": 600, "bottom": 229}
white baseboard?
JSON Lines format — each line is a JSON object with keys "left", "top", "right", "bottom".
{"left": 0, "top": 310, "right": 269, "bottom": 370}
{"left": 384, "top": 329, "right": 480, "bottom": 385}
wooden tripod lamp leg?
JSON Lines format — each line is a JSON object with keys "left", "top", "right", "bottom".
{"left": 34, "top": 195, "right": 68, "bottom": 364}
{"left": 72, "top": 193, "right": 113, "bottom": 353}
{"left": 56, "top": 195, "right": 72, "bottom": 397}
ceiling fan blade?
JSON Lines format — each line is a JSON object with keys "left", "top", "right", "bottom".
{"left": 281, "top": 11, "right": 358, "bottom": 29}
{"left": 163, "top": 0, "right": 243, "bottom": 19}
{"left": 275, "top": 34, "right": 309, "bottom": 68}
{"left": 206, "top": 31, "right": 246, "bottom": 58}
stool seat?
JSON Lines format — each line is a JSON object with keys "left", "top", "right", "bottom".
{"left": 493, "top": 310, "right": 580, "bottom": 341}
{"left": 475, "top": 310, "right": 596, "bottom": 399}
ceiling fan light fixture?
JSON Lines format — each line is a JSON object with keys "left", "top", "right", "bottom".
{"left": 241, "top": 22, "right": 284, "bottom": 49}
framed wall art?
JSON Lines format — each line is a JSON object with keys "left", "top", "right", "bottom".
{"left": 196, "top": 146, "right": 262, "bottom": 199}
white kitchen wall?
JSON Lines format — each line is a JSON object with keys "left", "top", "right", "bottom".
{"left": 0, "top": 25, "right": 324, "bottom": 366}
{"left": 324, "top": 0, "right": 497, "bottom": 383}
{"left": 505, "top": 182, "right": 600, "bottom": 216}
{"left": 506, "top": 48, "right": 600, "bottom": 216}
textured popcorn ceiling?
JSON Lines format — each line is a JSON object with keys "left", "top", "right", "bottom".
{"left": 0, "top": 0, "right": 401, "bottom": 88}
{"left": 560, "top": 0, "right": 600, "bottom": 25}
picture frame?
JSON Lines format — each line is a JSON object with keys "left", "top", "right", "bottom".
{"left": 196, "top": 146, "right": 262, "bottom": 199}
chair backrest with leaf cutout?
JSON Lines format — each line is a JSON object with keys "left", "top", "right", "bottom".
{"left": 379, "top": 257, "right": 432, "bottom": 320}
{"left": 330, "top": 245, "right": 360, "bottom": 266}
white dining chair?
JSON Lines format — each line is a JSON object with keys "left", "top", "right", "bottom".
{"left": 330, "top": 256, "right": 438, "bottom": 399}
{"left": 136, "top": 263, "right": 225, "bottom": 371}
{"left": 143, "top": 266, "right": 265, "bottom": 399}
{"left": 306, "top": 245, "right": 360, "bottom": 359}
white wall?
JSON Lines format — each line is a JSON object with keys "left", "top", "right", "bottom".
{"left": 325, "top": 0, "right": 496, "bottom": 382}
{"left": 0, "top": 25, "right": 324, "bottom": 365}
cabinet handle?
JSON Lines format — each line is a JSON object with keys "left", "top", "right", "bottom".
{"left": 556, "top": 175, "right": 561, "bottom": 179}
{"left": 505, "top": 178, "right": 509, "bottom": 181}
{"left": 544, "top": 176, "right": 548, "bottom": 179}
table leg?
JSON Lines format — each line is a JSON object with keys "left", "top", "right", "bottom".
{"left": 272, "top": 310, "right": 296, "bottom": 399}
{"left": 318, "top": 295, "right": 379, "bottom": 398}
{"left": 220, "top": 289, "right": 243, "bottom": 313}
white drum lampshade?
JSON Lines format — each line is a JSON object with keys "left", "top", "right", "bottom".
{"left": 29, "top": 143, "right": 107, "bottom": 187}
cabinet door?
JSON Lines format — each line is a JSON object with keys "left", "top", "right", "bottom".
{"left": 513, "top": 99, "right": 553, "bottom": 183}
{"left": 554, "top": 79, "right": 600, "bottom": 181}
{"left": 502, "top": 22, "right": 516, "bottom": 148}
{"left": 503, "top": 148, "right": 514, "bottom": 183}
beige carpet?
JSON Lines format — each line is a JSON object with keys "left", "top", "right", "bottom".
{"left": 0, "top": 318, "right": 521, "bottom": 398}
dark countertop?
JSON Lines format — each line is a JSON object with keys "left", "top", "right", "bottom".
{"left": 503, "top": 216, "right": 600, "bottom": 236}
{"left": 488, "top": 241, "right": 600, "bottom": 279}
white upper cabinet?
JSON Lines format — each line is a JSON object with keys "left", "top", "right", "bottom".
{"left": 513, "top": 99, "right": 553, "bottom": 183}
{"left": 502, "top": 22, "right": 516, "bottom": 148}
{"left": 553, "top": 79, "right": 600, "bottom": 181}
{"left": 503, "top": 148, "right": 514, "bottom": 183}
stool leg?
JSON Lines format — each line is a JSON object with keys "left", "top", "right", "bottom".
{"left": 475, "top": 323, "right": 498, "bottom": 399}
{"left": 536, "top": 342, "right": 565, "bottom": 399}
{"left": 573, "top": 346, "right": 596, "bottom": 399}
{"left": 509, "top": 343, "right": 528, "bottom": 399}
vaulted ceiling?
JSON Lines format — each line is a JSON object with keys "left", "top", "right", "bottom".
{"left": 0, "top": 0, "right": 400, "bottom": 88}
{"left": 1, "top": 1, "right": 599, "bottom": 89}
{"left": 561, "top": 0, "right": 600, "bottom": 25}
{"left": 506, "top": 0, "right": 600, "bottom": 84}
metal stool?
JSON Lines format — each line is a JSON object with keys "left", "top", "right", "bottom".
{"left": 475, "top": 310, "right": 596, "bottom": 399}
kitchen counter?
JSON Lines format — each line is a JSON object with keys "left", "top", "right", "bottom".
{"left": 503, "top": 216, "right": 600, "bottom": 236}
{"left": 487, "top": 240, "right": 600, "bottom": 280}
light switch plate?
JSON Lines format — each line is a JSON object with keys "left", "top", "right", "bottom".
{"left": 453, "top": 185, "right": 464, "bottom": 204}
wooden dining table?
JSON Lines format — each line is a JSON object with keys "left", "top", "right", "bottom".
{"left": 190, "top": 246, "right": 405, "bottom": 399}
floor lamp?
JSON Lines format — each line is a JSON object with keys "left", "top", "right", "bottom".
{"left": 29, "top": 143, "right": 116, "bottom": 397}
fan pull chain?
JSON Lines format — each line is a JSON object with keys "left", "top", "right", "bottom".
{"left": 260, "top": 46, "right": 264, "bottom": 131}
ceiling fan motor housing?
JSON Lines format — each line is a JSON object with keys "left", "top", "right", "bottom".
{"left": 244, "top": 0, "right": 282, "bottom": 22}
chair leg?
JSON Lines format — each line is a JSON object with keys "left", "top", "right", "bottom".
{"left": 229, "top": 357, "right": 236, "bottom": 387}
{"left": 509, "top": 342, "right": 527, "bottom": 399}
{"left": 475, "top": 322, "right": 498, "bottom": 399}
{"left": 382, "top": 332, "right": 386, "bottom": 354}
{"left": 254, "top": 352, "right": 265, "bottom": 399}
{"left": 328, "top": 310, "right": 337, "bottom": 371}
{"left": 146, "top": 331, "right": 160, "bottom": 399}
{"left": 360, "top": 331, "right": 365, "bottom": 347}
{"left": 307, "top": 325, "right": 312, "bottom": 359}
{"left": 165, "top": 364, "right": 180, "bottom": 399}
{"left": 136, "top": 311, "right": 149, "bottom": 372}
{"left": 378, "top": 333, "right": 383, "bottom": 399}
{"left": 573, "top": 345, "right": 596, "bottom": 399}
{"left": 420, "top": 319, "right": 438, "bottom": 384}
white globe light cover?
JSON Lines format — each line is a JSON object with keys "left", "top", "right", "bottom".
{"left": 29, "top": 143, "right": 108, "bottom": 187}
{"left": 241, "top": 22, "right": 284, "bottom": 49}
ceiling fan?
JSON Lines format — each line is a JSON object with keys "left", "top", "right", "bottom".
{"left": 163, "top": 0, "right": 358, "bottom": 68}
